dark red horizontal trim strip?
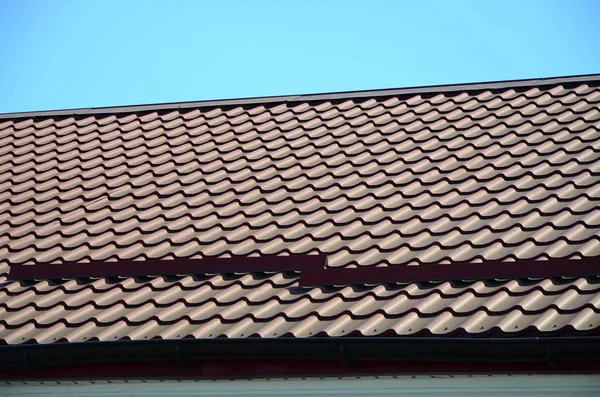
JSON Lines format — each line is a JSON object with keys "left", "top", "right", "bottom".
{"left": 298, "top": 256, "right": 600, "bottom": 286}
{"left": 7, "top": 255, "right": 327, "bottom": 281}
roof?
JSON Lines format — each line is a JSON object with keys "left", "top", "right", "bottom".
{"left": 1, "top": 74, "right": 600, "bottom": 345}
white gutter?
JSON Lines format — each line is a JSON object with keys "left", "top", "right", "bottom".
{"left": 1, "top": 374, "right": 600, "bottom": 397}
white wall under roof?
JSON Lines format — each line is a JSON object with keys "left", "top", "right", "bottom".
{"left": 1, "top": 375, "right": 600, "bottom": 397}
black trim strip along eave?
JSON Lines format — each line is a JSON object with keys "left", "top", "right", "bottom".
{"left": 1, "top": 337, "right": 600, "bottom": 369}
{"left": 1, "top": 73, "right": 600, "bottom": 120}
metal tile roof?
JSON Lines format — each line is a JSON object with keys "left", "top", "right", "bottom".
{"left": 1, "top": 76, "right": 600, "bottom": 344}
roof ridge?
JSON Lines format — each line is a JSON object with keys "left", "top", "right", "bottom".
{"left": 2, "top": 73, "right": 600, "bottom": 120}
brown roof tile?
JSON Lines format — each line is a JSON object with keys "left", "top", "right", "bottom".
{"left": 1, "top": 76, "right": 600, "bottom": 344}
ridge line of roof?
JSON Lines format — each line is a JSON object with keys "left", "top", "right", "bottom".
{"left": 2, "top": 73, "right": 600, "bottom": 120}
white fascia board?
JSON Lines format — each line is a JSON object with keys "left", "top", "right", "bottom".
{"left": 1, "top": 375, "right": 600, "bottom": 397}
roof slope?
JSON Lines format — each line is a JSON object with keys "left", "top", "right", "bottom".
{"left": 1, "top": 76, "right": 600, "bottom": 344}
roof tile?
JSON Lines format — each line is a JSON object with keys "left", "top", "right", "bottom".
{"left": 1, "top": 78, "right": 600, "bottom": 344}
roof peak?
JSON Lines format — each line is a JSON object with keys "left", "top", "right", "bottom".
{"left": 2, "top": 73, "right": 600, "bottom": 120}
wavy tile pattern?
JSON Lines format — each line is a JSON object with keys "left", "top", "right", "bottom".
{"left": 1, "top": 80, "right": 600, "bottom": 344}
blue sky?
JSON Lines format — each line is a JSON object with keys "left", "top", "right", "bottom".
{"left": 1, "top": 0, "right": 599, "bottom": 113}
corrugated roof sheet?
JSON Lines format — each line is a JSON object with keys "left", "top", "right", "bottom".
{"left": 1, "top": 76, "right": 600, "bottom": 344}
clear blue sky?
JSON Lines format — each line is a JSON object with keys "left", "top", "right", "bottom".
{"left": 1, "top": 0, "right": 599, "bottom": 113}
